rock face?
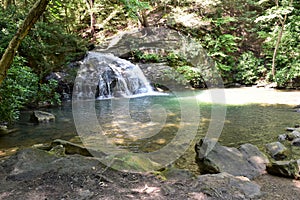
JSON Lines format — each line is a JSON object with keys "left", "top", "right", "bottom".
{"left": 195, "top": 172, "right": 262, "bottom": 199}
{"left": 95, "top": 27, "right": 220, "bottom": 87}
{"left": 265, "top": 142, "right": 289, "bottom": 160}
{"left": 266, "top": 160, "right": 299, "bottom": 178}
{"left": 195, "top": 139, "right": 269, "bottom": 179}
{"left": 138, "top": 62, "right": 190, "bottom": 91}
{"left": 30, "top": 111, "right": 55, "bottom": 123}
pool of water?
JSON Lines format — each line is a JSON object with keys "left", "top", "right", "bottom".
{"left": 0, "top": 88, "right": 299, "bottom": 173}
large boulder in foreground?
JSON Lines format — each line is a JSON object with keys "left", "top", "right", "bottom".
{"left": 0, "top": 148, "right": 263, "bottom": 199}
{"left": 195, "top": 139, "right": 269, "bottom": 179}
{"left": 194, "top": 172, "right": 262, "bottom": 199}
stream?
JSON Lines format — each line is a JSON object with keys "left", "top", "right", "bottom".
{"left": 0, "top": 87, "right": 299, "bottom": 173}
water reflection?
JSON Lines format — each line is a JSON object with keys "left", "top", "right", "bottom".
{"left": 0, "top": 89, "right": 299, "bottom": 172}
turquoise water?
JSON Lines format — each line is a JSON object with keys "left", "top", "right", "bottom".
{"left": 0, "top": 89, "right": 299, "bottom": 172}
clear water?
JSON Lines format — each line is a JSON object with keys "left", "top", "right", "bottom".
{"left": 1, "top": 88, "right": 299, "bottom": 173}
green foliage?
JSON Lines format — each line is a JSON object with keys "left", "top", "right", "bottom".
{"left": 176, "top": 65, "right": 204, "bottom": 88}
{"left": 132, "top": 50, "right": 163, "bottom": 62}
{"left": 119, "top": 0, "right": 150, "bottom": 19}
{"left": 166, "top": 52, "right": 204, "bottom": 88}
{"left": 166, "top": 52, "right": 188, "bottom": 67}
{"left": 36, "top": 79, "right": 61, "bottom": 106}
{"left": 0, "top": 56, "right": 38, "bottom": 122}
{"left": 255, "top": 0, "right": 300, "bottom": 85}
{"left": 235, "top": 52, "right": 265, "bottom": 85}
{"left": 20, "top": 21, "right": 87, "bottom": 78}
{"left": 0, "top": 47, "right": 61, "bottom": 123}
{"left": 202, "top": 32, "right": 240, "bottom": 75}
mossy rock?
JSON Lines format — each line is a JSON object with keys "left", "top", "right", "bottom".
{"left": 100, "top": 153, "right": 162, "bottom": 172}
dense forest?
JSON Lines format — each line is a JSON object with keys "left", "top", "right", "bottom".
{"left": 0, "top": 0, "right": 299, "bottom": 123}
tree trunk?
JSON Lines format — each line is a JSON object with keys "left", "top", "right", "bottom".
{"left": 85, "top": 0, "right": 96, "bottom": 37}
{"left": 271, "top": 18, "right": 286, "bottom": 77}
{"left": 271, "top": 0, "right": 293, "bottom": 78}
{"left": 0, "top": 0, "right": 50, "bottom": 85}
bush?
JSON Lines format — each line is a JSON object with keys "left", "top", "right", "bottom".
{"left": 235, "top": 51, "right": 265, "bottom": 85}
{"left": 0, "top": 56, "right": 61, "bottom": 123}
{"left": 0, "top": 56, "right": 39, "bottom": 123}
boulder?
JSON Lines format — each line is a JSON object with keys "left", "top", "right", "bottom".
{"left": 195, "top": 139, "right": 269, "bottom": 179}
{"left": 278, "top": 134, "right": 287, "bottom": 141}
{"left": 1, "top": 148, "right": 103, "bottom": 181}
{"left": 291, "top": 138, "right": 300, "bottom": 146}
{"left": 286, "top": 130, "right": 300, "bottom": 141}
{"left": 286, "top": 127, "right": 300, "bottom": 132}
{"left": 30, "top": 111, "right": 55, "bottom": 123}
{"left": 239, "top": 143, "right": 269, "bottom": 172}
{"left": 265, "top": 142, "right": 289, "bottom": 160}
{"left": 195, "top": 172, "right": 262, "bottom": 199}
{"left": 266, "top": 160, "right": 299, "bottom": 179}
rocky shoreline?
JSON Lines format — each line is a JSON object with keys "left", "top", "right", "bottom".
{"left": 1, "top": 129, "right": 300, "bottom": 199}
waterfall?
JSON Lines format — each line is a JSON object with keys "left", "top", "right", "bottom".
{"left": 73, "top": 52, "right": 158, "bottom": 99}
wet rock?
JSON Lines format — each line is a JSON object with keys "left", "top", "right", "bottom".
{"left": 100, "top": 153, "right": 162, "bottom": 172}
{"left": 195, "top": 139, "right": 268, "bottom": 179}
{"left": 286, "top": 127, "right": 300, "bottom": 132}
{"left": 278, "top": 134, "right": 287, "bottom": 141}
{"left": 49, "top": 144, "right": 66, "bottom": 156}
{"left": 0, "top": 125, "right": 7, "bottom": 131}
{"left": 46, "top": 72, "right": 73, "bottom": 101}
{"left": 266, "top": 160, "right": 299, "bottom": 179}
{"left": 286, "top": 130, "right": 300, "bottom": 141}
{"left": 30, "top": 111, "right": 55, "bottom": 123}
{"left": 0, "top": 125, "right": 8, "bottom": 135}
{"left": 195, "top": 172, "right": 262, "bottom": 199}
{"left": 50, "top": 139, "right": 105, "bottom": 158}
{"left": 265, "top": 142, "right": 289, "bottom": 160}
{"left": 291, "top": 138, "right": 300, "bottom": 146}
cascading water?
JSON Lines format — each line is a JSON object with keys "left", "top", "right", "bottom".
{"left": 73, "top": 52, "right": 158, "bottom": 99}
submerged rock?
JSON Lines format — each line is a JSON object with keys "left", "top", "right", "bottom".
{"left": 30, "top": 111, "right": 55, "bottom": 123}
{"left": 265, "top": 142, "right": 289, "bottom": 160}
{"left": 195, "top": 139, "right": 268, "bottom": 179}
{"left": 266, "top": 160, "right": 299, "bottom": 179}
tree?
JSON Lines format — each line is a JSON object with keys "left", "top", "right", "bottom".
{"left": 255, "top": 0, "right": 294, "bottom": 78}
{"left": 119, "top": 0, "right": 151, "bottom": 27}
{"left": 85, "top": 0, "right": 96, "bottom": 37}
{"left": 0, "top": 0, "right": 50, "bottom": 85}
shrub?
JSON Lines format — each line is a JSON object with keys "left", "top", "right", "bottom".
{"left": 235, "top": 51, "right": 265, "bottom": 85}
{"left": 0, "top": 56, "right": 39, "bottom": 123}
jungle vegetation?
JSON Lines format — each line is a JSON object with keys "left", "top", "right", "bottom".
{"left": 0, "top": 0, "right": 299, "bottom": 123}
